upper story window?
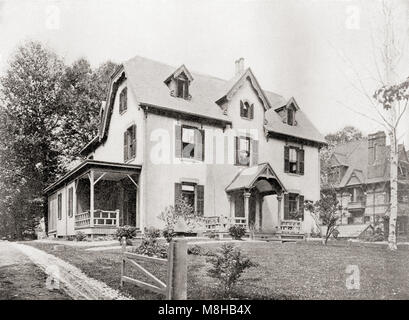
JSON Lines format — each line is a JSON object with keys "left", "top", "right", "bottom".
{"left": 175, "top": 125, "right": 204, "bottom": 161}
{"left": 124, "top": 124, "right": 136, "bottom": 162}
{"left": 235, "top": 136, "right": 251, "bottom": 166}
{"left": 287, "top": 108, "right": 295, "bottom": 125}
{"left": 119, "top": 87, "right": 127, "bottom": 114}
{"left": 176, "top": 75, "right": 189, "bottom": 99}
{"left": 284, "top": 146, "right": 304, "bottom": 175}
{"left": 240, "top": 100, "right": 254, "bottom": 119}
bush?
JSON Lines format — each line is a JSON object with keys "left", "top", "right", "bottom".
{"left": 228, "top": 225, "right": 246, "bottom": 240}
{"left": 188, "top": 244, "right": 205, "bottom": 255}
{"left": 332, "top": 229, "right": 340, "bottom": 239}
{"left": 75, "top": 231, "right": 87, "bottom": 242}
{"left": 115, "top": 225, "right": 137, "bottom": 244}
{"left": 132, "top": 227, "right": 168, "bottom": 258}
{"left": 207, "top": 243, "right": 257, "bottom": 297}
{"left": 162, "top": 228, "right": 174, "bottom": 243}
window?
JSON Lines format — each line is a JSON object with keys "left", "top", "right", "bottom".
{"left": 235, "top": 136, "right": 251, "bottom": 166}
{"left": 176, "top": 75, "right": 189, "bottom": 99}
{"left": 119, "top": 87, "right": 127, "bottom": 113}
{"left": 57, "top": 193, "right": 62, "bottom": 220}
{"left": 284, "top": 193, "right": 304, "bottom": 220}
{"left": 175, "top": 125, "right": 204, "bottom": 161}
{"left": 284, "top": 146, "right": 304, "bottom": 175}
{"left": 68, "top": 187, "right": 73, "bottom": 218}
{"left": 240, "top": 101, "right": 254, "bottom": 119}
{"left": 124, "top": 124, "right": 136, "bottom": 162}
{"left": 174, "top": 183, "right": 204, "bottom": 216}
{"left": 287, "top": 108, "right": 295, "bottom": 125}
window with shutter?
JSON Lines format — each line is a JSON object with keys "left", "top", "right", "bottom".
{"left": 235, "top": 136, "right": 251, "bottom": 166}
{"left": 174, "top": 183, "right": 182, "bottom": 206}
{"left": 57, "top": 193, "right": 62, "bottom": 220}
{"left": 284, "top": 146, "right": 290, "bottom": 172}
{"left": 298, "top": 195, "right": 305, "bottom": 221}
{"left": 240, "top": 100, "right": 253, "bottom": 120}
{"left": 298, "top": 149, "right": 305, "bottom": 175}
{"left": 130, "top": 125, "right": 136, "bottom": 159}
{"left": 196, "top": 185, "right": 204, "bottom": 216}
{"left": 284, "top": 193, "right": 290, "bottom": 220}
{"left": 68, "top": 187, "right": 73, "bottom": 218}
{"left": 119, "top": 87, "right": 127, "bottom": 113}
{"left": 252, "top": 140, "right": 259, "bottom": 166}
{"left": 179, "top": 125, "right": 205, "bottom": 161}
{"left": 123, "top": 131, "right": 128, "bottom": 162}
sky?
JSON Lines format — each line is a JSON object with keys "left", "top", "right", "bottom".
{"left": 0, "top": 0, "right": 408, "bottom": 146}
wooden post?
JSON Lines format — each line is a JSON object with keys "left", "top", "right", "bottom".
{"left": 243, "top": 191, "right": 251, "bottom": 230}
{"left": 89, "top": 170, "right": 95, "bottom": 228}
{"left": 277, "top": 193, "right": 283, "bottom": 232}
{"left": 228, "top": 194, "right": 234, "bottom": 230}
{"left": 166, "top": 238, "right": 187, "bottom": 300}
{"left": 116, "top": 209, "right": 120, "bottom": 227}
{"left": 120, "top": 236, "right": 126, "bottom": 288}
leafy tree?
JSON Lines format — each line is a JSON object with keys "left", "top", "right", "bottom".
{"left": 305, "top": 189, "right": 340, "bottom": 245}
{"left": 0, "top": 41, "right": 65, "bottom": 238}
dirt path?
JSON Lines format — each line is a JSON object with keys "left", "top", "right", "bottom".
{"left": 9, "top": 241, "right": 131, "bottom": 300}
{"left": 0, "top": 241, "right": 70, "bottom": 300}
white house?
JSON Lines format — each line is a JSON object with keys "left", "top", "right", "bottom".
{"left": 44, "top": 56, "right": 325, "bottom": 239}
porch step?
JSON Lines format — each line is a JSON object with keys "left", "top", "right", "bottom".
{"left": 280, "top": 233, "right": 305, "bottom": 243}
{"left": 253, "top": 233, "right": 282, "bottom": 242}
{"left": 254, "top": 232, "right": 305, "bottom": 243}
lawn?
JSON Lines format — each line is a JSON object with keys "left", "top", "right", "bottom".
{"left": 25, "top": 240, "right": 409, "bottom": 300}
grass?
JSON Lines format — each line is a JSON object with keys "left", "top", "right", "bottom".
{"left": 24, "top": 240, "right": 409, "bottom": 300}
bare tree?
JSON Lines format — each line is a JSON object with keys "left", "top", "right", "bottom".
{"left": 336, "top": 0, "right": 409, "bottom": 250}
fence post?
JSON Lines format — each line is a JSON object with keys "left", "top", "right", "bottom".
{"left": 166, "top": 238, "right": 187, "bottom": 300}
{"left": 120, "top": 236, "right": 126, "bottom": 288}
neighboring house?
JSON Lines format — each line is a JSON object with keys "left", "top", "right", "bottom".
{"left": 327, "top": 131, "right": 409, "bottom": 236}
{"left": 44, "top": 56, "right": 325, "bottom": 239}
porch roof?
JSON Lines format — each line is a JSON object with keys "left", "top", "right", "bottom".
{"left": 225, "top": 163, "right": 286, "bottom": 194}
{"left": 44, "top": 160, "right": 142, "bottom": 195}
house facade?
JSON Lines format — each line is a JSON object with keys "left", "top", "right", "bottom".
{"left": 44, "top": 56, "right": 325, "bottom": 238}
{"left": 328, "top": 131, "right": 409, "bottom": 236}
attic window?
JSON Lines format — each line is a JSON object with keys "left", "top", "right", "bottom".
{"left": 240, "top": 101, "right": 254, "bottom": 119}
{"left": 287, "top": 107, "right": 295, "bottom": 126}
{"left": 176, "top": 74, "right": 189, "bottom": 99}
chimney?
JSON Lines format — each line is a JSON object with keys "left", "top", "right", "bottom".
{"left": 235, "top": 57, "right": 244, "bottom": 76}
{"left": 368, "top": 131, "right": 386, "bottom": 164}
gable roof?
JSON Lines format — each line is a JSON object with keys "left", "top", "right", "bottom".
{"left": 90, "top": 55, "right": 324, "bottom": 155}
{"left": 164, "top": 64, "right": 194, "bottom": 84}
{"left": 225, "top": 162, "right": 286, "bottom": 193}
{"left": 331, "top": 137, "right": 409, "bottom": 188}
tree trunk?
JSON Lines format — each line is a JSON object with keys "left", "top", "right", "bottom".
{"left": 388, "top": 128, "right": 398, "bottom": 250}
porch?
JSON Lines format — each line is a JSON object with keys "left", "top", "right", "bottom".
{"left": 45, "top": 160, "right": 142, "bottom": 238}
{"left": 208, "top": 163, "right": 304, "bottom": 241}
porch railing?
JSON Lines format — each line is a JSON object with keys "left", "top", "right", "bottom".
{"left": 75, "top": 209, "right": 119, "bottom": 228}
{"left": 280, "top": 220, "right": 302, "bottom": 234}
{"left": 203, "top": 216, "right": 248, "bottom": 232}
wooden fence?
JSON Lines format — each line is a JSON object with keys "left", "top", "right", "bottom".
{"left": 120, "top": 236, "right": 187, "bottom": 300}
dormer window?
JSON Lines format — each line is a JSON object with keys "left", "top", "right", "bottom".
{"left": 240, "top": 100, "right": 254, "bottom": 119}
{"left": 119, "top": 87, "right": 127, "bottom": 114}
{"left": 164, "top": 65, "right": 194, "bottom": 101}
{"left": 176, "top": 75, "right": 189, "bottom": 99}
{"left": 287, "top": 108, "right": 295, "bottom": 125}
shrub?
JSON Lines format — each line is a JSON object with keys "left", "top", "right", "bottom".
{"left": 75, "top": 231, "right": 87, "bottom": 242}
{"left": 207, "top": 243, "right": 257, "bottom": 297}
{"left": 332, "top": 228, "right": 340, "bottom": 239}
{"left": 162, "top": 228, "right": 174, "bottom": 243}
{"left": 228, "top": 225, "right": 246, "bottom": 240}
{"left": 132, "top": 227, "right": 167, "bottom": 258}
{"left": 115, "top": 225, "right": 137, "bottom": 244}
{"left": 158, "top": 196, "right": 205, "bottom": 235}
{"left": 187, "top": 244, "right": 204, "bottom": 255}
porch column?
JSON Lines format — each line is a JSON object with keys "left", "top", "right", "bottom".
{"left": 89, "top": 170, "right": 94, "bottom": 228}
{"left": 243, "top": 191, "right": 251, "bottom": 230}
{"left": 228, "top": 194, "right": 234, "bottom": 227}
{"left": 255, "top": 195, "right": 263, "bottom": 231}
{"left": 276, "top": 193, "right": 282, "bottom": 232}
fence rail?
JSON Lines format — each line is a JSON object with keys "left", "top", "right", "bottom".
{"left": 120, "top": 236, "right": 187, "bottom": 300}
